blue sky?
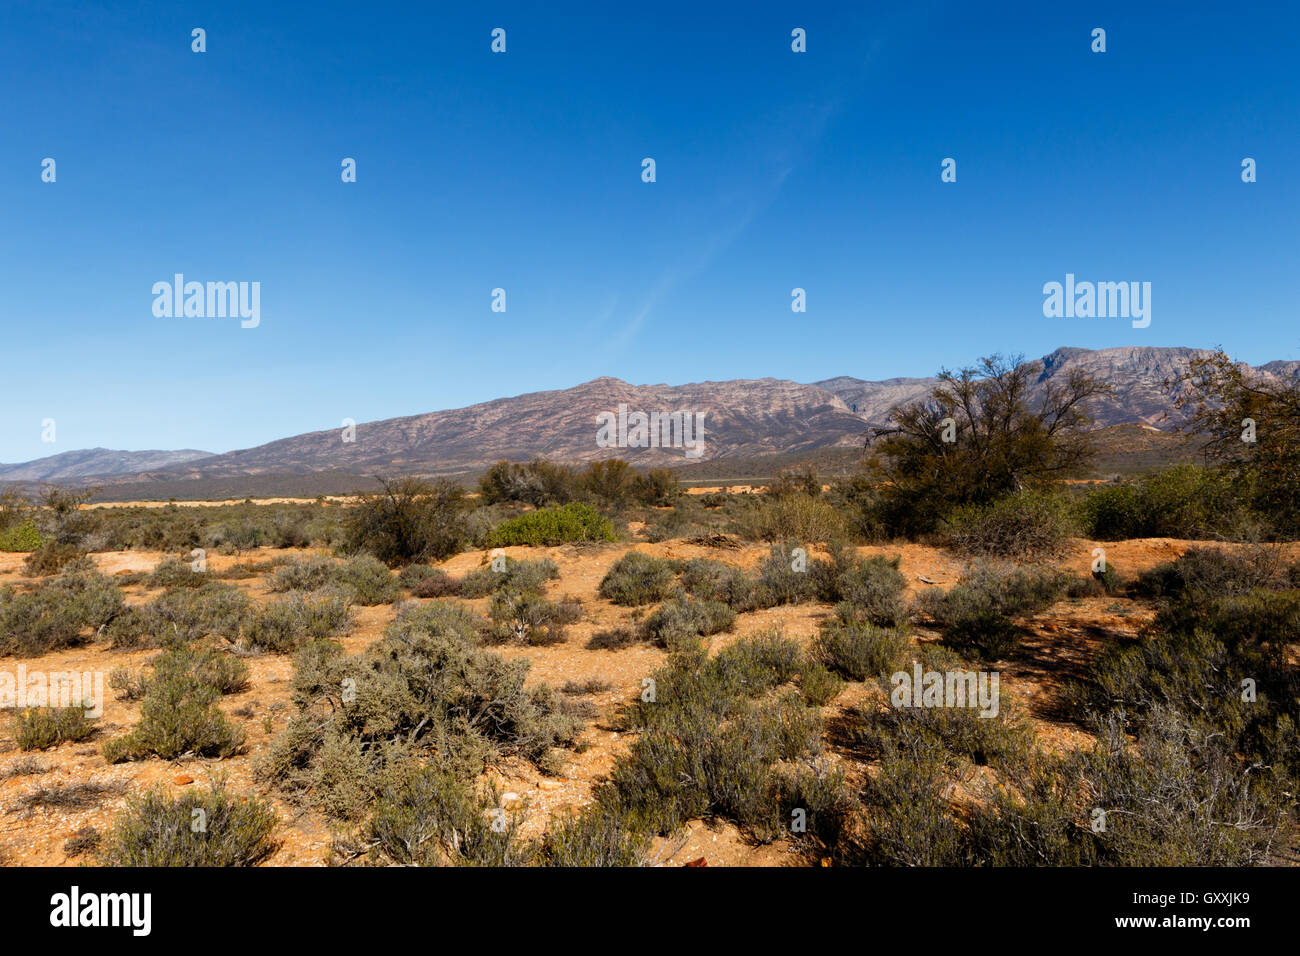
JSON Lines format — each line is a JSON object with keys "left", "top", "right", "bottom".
{"left": 1, "top": 0, "right": 1296, "bottom": 462}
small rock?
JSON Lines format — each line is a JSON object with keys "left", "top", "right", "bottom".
{"left": 173, "top": 775, "right": 194, "bottom": 786}
{"left": 538, "top": 781, "right": 562, "bottom": 791}
{"left": 501, "top": 792, "right": 520, "bottom": 804}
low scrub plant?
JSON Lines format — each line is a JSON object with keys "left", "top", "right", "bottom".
{"left": 97, "top": 782, "right": 278, "bottom": 866}
{"left": 0, "top": 569, "right": 126, "bottom": 656}
{"left": 641, "top": 594, "right": 736, "bottom": 651}
{"left": 597, "top": 552, "right": 679, "bottom": 606}
{"left": 460, "top": 557, "right": 559, "bottom": 598}
{"left": 102, "top": 670, "right": 246, "bottom": 763}
{"left": 916, "top": 565, "right": 1067, "bottom": 660}
{"left": 242, "top": 591, "right": 353, "bottom": 653}
{"left": 14, "top": 705, "right": 97, "bottom": 750}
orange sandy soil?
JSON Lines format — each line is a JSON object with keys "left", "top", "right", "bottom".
{"left": 1, "top": 531, "right": 1294, "bottom": 868}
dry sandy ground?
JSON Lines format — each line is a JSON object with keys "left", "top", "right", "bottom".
{"left": 0, "top": 532, "right": 1292, "bottom": 867}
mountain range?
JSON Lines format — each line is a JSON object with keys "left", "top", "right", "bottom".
{"left": 3, "top": 347, "right": 1296, "bottom": 488}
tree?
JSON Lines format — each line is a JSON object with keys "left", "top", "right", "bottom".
{"left": 344, "top": 477, "right": 469, "bottom": 566}
{"left": 865, "top": 354, "right": 1109, "bottom": 536}
{"left": 1173, "top": 350, "right": 1300, "bottom": 535}
{"left": 37, "top": 484, "right": 100, "bottom": 545}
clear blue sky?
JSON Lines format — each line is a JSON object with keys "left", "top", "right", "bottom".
{"left": 2, "top": 0, "right": 1296, "bottom": 462}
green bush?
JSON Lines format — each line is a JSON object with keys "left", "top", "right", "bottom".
{"left": 755, "top": 542, "right": 820, "bottom": 605}
{"left": 148, "top": 645, "right": 251, "bottom": 696}
{"left": 739, "top": 494, "right": 848, "bottom": 543}
{"left": 486, "top": 589, "right": 578, "bottom": 646}
{"left": 849, "top": 681, "right": 1032, "bottom": 768}
{"left": 797, "top": 661, "right": 845, "bottom": 706}
{"left": 0, "top": 569, "right": 126, "bottom": 656}
{"left": 597, "top": 552, "right": 679, "bottom": 606}
{"left": 1067, "top": 709, "right": 1283, "bottom": 865}
{"left": 350, "top": 765, "right": 530, "bottom": 867}
{"left": 0, "top": 521, "right": 43, "bottom": 552}
{"left": 1081, "top": 465, "right": 1249, "bottom": 540}
{"left": 595, "top": 633, "right": 824, "bottom": 840}
{"left": 22, "top": 543, "right": 89, "bottom": 576}
{"left": 344, "top": 477, "right": 471, "bottom": 566}
{"left": 826, "top": 552, "right": 908, "bottom": 627}
{"left": 97, "top": 783, "right": 278, "bottom": 866}
{"left": 678, "top": 558, "right": 769, "bottom": 612}
{"left": 1064, "top": 559, "right": 1126, "bottom": 597}
{"left": 266, "top": 557, "right": 336, "bottom": 592}
{"left": 268, "top": 555, "right": 399, "bottom": 606}
{"left": 14, "top": 705, "right": 97, "bottom": 750}
{"left": 487, "top": 502, "right": 615, "bottom": 548}
{"left": 147, "top": 557, "right": 208, "bottom": 589}
{"left": 478, "top": 458, "right": 580, "bottom": 507}
{"left": 858, "top": 731, "right": 965, "bottom": 865}
{"left": 536, "top": 804, "right": 650, "bottom": 867}
{"left": 111, "top": 582, "right": 250, "bottom": 649}
{"left": 382, "top": 601, "right": 484, "bottom": 645}
{"left": 1134, "top": 546, "right": 1288, "bottom": 604}
{"left": 332, "top": 555, "right": 401, "bottom": 605}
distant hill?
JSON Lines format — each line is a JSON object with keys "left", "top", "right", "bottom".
{"left": 0, "top": 448, "right": 212, "bottom": 483}
{"left": 7, "top": 346, "right": 1295, "bottom": 496}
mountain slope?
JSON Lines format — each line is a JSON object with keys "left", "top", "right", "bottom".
{"left": 0, "top": 448, "right": 213, "bottom": 483}
{"left": 146, "top": 377, "right": 869, "bottom": 479}
{"left": 12, "top": 346, "right": 1296, "bottom": 487}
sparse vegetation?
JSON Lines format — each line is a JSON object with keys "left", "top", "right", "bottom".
{"left": 7, "top": 406, "right": 1300, "bottom": 872}
{"left": 0, "top": 568, "right": 125, "bottom": 656}
{"left": 258, "top": 602, "right": 581, "bottom": 817}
